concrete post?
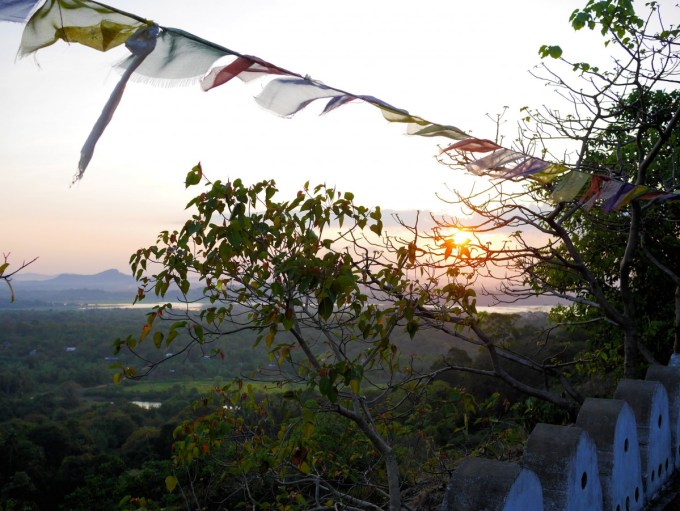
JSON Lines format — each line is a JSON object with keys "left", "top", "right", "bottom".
{"left": 523, "top": 423, "right": 603, "bottom": 511}
{"left": 442, "top": 457, "right": 543, "bottom": 511}
{"left": 576, "top": 398, "right": 644, "bottom": 511}
{"left": 646, "top": 365, "right": 680, "bottom": 471}
{"left": 614, "top": 379, "right": 672, "bottom": 501}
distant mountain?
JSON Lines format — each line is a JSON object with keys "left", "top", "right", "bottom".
{"left": 15, "top": 269, "right": 137, "bottom": 292}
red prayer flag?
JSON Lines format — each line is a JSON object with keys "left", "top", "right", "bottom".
{"left": 441, "top": 138, "right": 502, "bottom": 154}
{"left": 201, "top": 55, "right": 301, "bottom": 91}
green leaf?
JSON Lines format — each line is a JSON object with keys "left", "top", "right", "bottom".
{"left": 301, "top": 421, "right": 314, "bottom": 439}
{"left": 570, "top": 11, "right": 590, "bottom": 30}
{"left": 185, "top": 164, "right": 203, "bottom": 187}
{"left": 193, "top": 323, "right": 205, "bottom": 343}
{"left": 153, "top": 331, "right": 163, "bottom": 349}
{"left": 303, "top": 399, "right": 319, "bottom": 410}
{"left": 406, "top": 320, "right": 418, "bottom": 339}
{"left": 319, "top": 377, "right": 333, "bottom": 396}
{"left": 165, "top": 475, "right": 178, "bottom": 492}
{"left": 327, "top": 386, "right": 338, "bottom": 402}
{"left": 318, "top": 297, "right": 333, "bottom": 320}
{"left": 349, "top": 379, "right": 360, "bottom": 394}
{"left": 538, "top": 45, "right": 563, "bottom": 59}
{"left": 179, "top": 279, "right": 190, "bottom": 295}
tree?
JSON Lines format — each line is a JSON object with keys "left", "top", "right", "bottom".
{"left": 437, "top": 0, "right": 680, "bottom": 379}
{"left": 535, "top": 88, "right": 680, "bottom": 370}
{"left": 119, "top": 170, "right": 415, "bottom": 510}
{"left": 118, "top": 166, "right": 579, "bottom": 509}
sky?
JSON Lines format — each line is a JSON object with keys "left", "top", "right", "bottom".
{"left": 0, "top": 0, "right": 622, "bottom": 276}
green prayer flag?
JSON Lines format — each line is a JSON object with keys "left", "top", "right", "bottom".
{"left": 551, "top": 171, "right": 590, "bottom": 202}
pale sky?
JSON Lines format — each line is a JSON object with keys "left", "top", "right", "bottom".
{"left": 0, "top": 0, "right": 618, "bottom": 275}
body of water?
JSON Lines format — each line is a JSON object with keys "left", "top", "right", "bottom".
{"left": 477, "top": 305, "right": 554, "bottom": 314}
{"left": 130, "top": 400, "right": 162, "bottom": 409}
{"left": 81, "top": 302, "right": 204, "bottom": 311}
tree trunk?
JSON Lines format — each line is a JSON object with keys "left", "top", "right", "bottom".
{"left": 384, "top": 448, "right": 401, "bottom": 511}
{"left": 620, "top": 201, "right": 642, "bottom": 378}
{"left": 336, "top": 401, "right": 402, "bottom": 510}
{"left": 623, "top": 324, "right": 644, "bottom": 378}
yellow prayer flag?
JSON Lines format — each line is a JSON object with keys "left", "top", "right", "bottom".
{"left": 375, "top": 105, "right": 469, "bottom": 140}
{"left": 530, "top": 163, "right": 570, "bottom": 185}
{"left": 407, "top": 123, "right": 469, "bottom": 140}
{"left": 58, "top": 20, "right": 142, "bottom": 51}
{"left": 19, "top": 0, "right": 148, "bottom": 56}
{"left": 376, "top": 106, "right": 429, "bottom": 125}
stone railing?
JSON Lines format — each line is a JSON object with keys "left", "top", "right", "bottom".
{"left": 441, "top": 356, "right": 680, "bottom": 511}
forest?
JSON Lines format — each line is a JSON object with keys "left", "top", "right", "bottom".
{"left": 0, "top": 308, "right": 585, "bottom": 510}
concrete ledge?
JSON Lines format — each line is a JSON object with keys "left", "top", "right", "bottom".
{"left": 441, "top": 362, "right": 680, "bottom": 510}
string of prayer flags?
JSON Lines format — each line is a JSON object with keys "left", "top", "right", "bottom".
{"left": 443, "top": 139, "right": 566, "bottom": 182}
{"left": 442, "top": 138, "right": 680, "bottom": 208}
{"left": 5, "top": 0, "right": 680, "bottom": 209}
{"left": 250, "top": 78, "right": 470, "bottom": 140}
{"left": 6, "top": 0, "right": 481, "bottom": 176}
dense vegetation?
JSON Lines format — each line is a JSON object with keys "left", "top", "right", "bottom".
{"left": 0, "top": 308, "right": 585, "bottom": 510}
{"left": 0, "top": 309, "right": 194, "bottom": 510}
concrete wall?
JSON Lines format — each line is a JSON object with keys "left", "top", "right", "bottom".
{"left": 442, "top": 364, "right": 680, "bottom": 511}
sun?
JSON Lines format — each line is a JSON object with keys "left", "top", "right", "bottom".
{"left": 438, "top": 227, "right": 473, "bottom": 259}
{"left": 443, "top": 227, "right": 472, "bottom": 247}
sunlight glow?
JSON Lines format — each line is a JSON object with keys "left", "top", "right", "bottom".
{"left": 442, "top": 227, "right": 472, "bottom": 247}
